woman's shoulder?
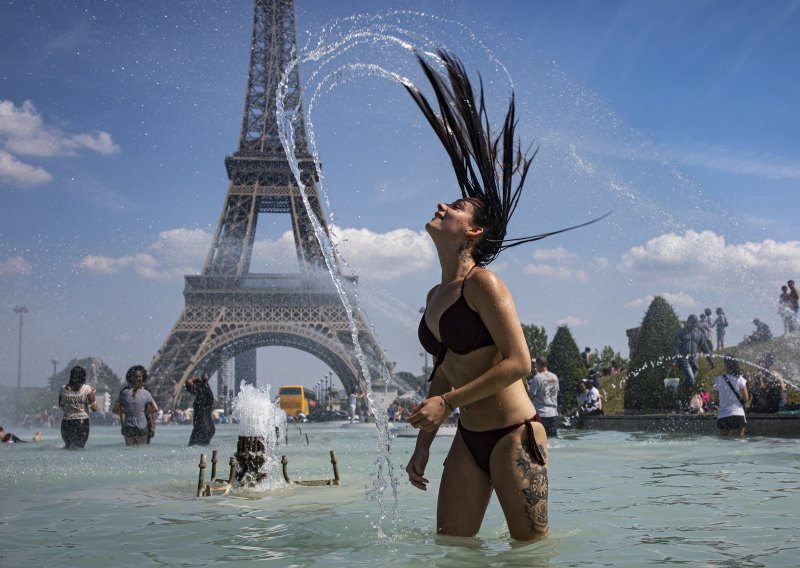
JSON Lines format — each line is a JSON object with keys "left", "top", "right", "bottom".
{"left": 463, "top": 267, "right": 513, "bottom": 314}
{"left": 425, "top": 284, "right": 440, "bottom": 303}
{"left": 465, "top": 266, "right": 508, "bottom": 295}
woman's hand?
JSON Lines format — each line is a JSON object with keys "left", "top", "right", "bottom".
{"left": 405, "top": 447, "right": 430, "bottom": 490}
{"left": 407, "top": 396, "right": 448, "bottom": 432}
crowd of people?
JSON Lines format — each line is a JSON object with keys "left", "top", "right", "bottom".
{"left": 0, "top": 364, "right": 219, "bottom": 450}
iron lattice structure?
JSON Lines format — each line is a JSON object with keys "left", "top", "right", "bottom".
{"left": 148, "top": 0, "right": 387, "bottom": 409}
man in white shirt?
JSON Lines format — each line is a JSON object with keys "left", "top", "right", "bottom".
{"left": 527, "top": 356, "right": 560, "bottom": 437}
{"left": 577, "top": 379, "right": 602, "bottom": 415}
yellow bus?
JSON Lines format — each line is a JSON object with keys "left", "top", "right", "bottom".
{"left": 277, "top": 385, "right": 309, "bottom": 417}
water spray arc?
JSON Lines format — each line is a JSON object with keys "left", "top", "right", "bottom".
{"left": 146, "top": 0, "right": 389, "bottom": 412}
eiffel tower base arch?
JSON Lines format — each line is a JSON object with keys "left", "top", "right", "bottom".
{"left": 148, "top": 274, "right": 387, "bottom": 410}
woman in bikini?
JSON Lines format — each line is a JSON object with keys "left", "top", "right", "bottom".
{"left": 403, "top": 51, "right": 606, "bottom": 541}
{"left": 406, "top": 52, "right": 548, "bottom": 540}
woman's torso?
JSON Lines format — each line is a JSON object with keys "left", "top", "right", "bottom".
{"left": 714, "top": 374, "right": 746, "bottom": 418}
{"left": 192, "top": 382, "right": 214, "bottom": 412}
{"left": 421, "top": 270, "right": 534, "bottom": 430}
{"left": 118, "top": 387, "right": 154, "bottom": 428}
{"left": 59, "top": 384, "right": 92, "bottom": 420}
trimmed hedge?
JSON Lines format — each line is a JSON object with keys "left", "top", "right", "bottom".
{"left": 625, "top": 296, "right": 681, "bottom": 412}
{"left": 547, "top": 325, "right": 585, "bottom": 415}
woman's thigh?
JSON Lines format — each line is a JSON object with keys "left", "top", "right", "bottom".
{"left": 436, "top": 432, "right": 493, "bottom": 537}
{"left": 490, "top": 422, "right": 549, "bottom": 540}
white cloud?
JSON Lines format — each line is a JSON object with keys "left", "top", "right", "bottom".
{"left": 0, "top": 149, "right": 53, "bottom": 186}
{"left": 555, "top": 315, "right": 589, "bottom": 327}
{"left": 150, "top": 228, "right": 211, "bottom": 267}
{"left": 79, "top": 224, "right": 435, "bottom": 282}
{"left": 531, "top": 246, "right": 576, "bottom": 261}
{"left": 625, "top": 292, "right": 696, "bottom": 310}
{"left": 0, "top": 99, "right": 120, "bottom": 187}
{"left": 523, "top": 262, "right": 588, "bottom": 282}
{"left": 0, "top": 255, "right": 32, "bottom": 275}
{"left": 330, "top": 225, "right": 435, "bottom": 281}
{"left": 619, "top": 230, "right": 800, "bottom": 286}
{"left": 250, "top": 231, "right": 298, "bottom": 272}
{"left": 594, "top": 256, "right": 610, "bottom": 271}
{"left": 79, "top": 253, "right": 183, "bottom": 281}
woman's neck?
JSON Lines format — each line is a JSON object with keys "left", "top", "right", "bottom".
{"left": 439, "top": 256, "right": 477, "bottom": 285}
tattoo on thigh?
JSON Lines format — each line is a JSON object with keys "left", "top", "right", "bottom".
{"left": 516, "top": 446, "right": 549, "bottom": 529}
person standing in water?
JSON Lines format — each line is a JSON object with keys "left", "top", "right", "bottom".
{"left": 113, "top": 365, "right": 158, "bottom": 446}
{"left": 186, "top": 373, "right": 215, "bottom": 446}
{"left": 527, "top": 356, "right": 560, "bottom": 437}
{"left": 348, "top": 390, "right": 365, "bottom": 423}
{"left": 58, "top": 365, "right": 98, "bottom": 449}
{"left": 404, "top": 50, "right": 606, "bottom": 541}
{"left": 713, "top": 356, "right": 749, "bottom": 437}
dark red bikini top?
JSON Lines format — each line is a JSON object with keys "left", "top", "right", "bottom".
{"left": 418, "top": 266, "right": 495, "bottom": 381}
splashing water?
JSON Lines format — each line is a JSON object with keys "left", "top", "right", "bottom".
{"left": 274, "top": 8, "right": 799, "bottom": 535}
{"left": 230, "top": 383, "right": 287, "bottom": 489}
{"left": 273, "top": 11, "right": 518, "bottom": 538}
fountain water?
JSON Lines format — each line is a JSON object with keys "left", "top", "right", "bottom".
{"left": 1, "top": 3, "right": 798, "bottom": 564}
{"left": 230, "top": 384, "right": 287, "bottom": 489}
{"left": 271, "top": 8, "right": 800, "bottom": 532}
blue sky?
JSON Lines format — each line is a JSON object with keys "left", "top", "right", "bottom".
{"left": 1, "top": 0, "right": 798, "bottom": 393}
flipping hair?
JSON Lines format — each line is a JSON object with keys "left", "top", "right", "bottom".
{"left": 405, "top": 50, "right": 608, "bottom": 265}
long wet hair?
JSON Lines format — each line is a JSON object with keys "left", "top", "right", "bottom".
{"left": 405, "top": 50, "right": 607, "bottom": 265}
{"left": 68, "top": 366, "right": 87, "bottom": 390}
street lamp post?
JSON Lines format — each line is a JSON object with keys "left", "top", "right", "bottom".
{"left": 52, "top": 358, "right": 58, "bottom": 388}
{"left": 13, "top": 306, "right": 28, "bottom": 389}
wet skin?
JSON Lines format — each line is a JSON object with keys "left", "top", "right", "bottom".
{"left": 406, "top": 199, "right": 549, "bottom": 540}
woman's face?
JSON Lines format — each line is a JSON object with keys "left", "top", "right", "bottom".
{"left": 131, "top": 370, "right": 145, "bottom": 387}
{"left": 425, "top": 198, "right": 482, "bottom": 243}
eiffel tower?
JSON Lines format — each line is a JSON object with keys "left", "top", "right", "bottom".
{"left": 148, "top": 0, "right": 387, "bottom": 410}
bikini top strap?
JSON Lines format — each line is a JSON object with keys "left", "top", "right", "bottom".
{"left": 460, "top": 265, "right": 480, "bottom": 294}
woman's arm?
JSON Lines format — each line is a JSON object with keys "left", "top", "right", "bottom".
{"left": 185, "top": 376, "right": 198, "bottom": 394}
{"left": 406, "top": 368, "right": 452, "bottom": 489}
{"left": 146, "top": 400, "right": 159, "bottom": 435}
{"left": 442, "top": 270, "right": 531, "bottom": 410}
{"left": 87, "top": 387, "right": 98, "bottom": 413}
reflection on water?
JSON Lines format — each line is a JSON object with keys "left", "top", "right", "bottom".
{"left": 0, "top": 425, "right": 797, "bottom": 566}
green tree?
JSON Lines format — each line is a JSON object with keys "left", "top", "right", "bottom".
{"left": 625, "top": 296, "right": 682, "bottom": 412}
{"left": 598, "top": 345, "right": 629, "bottom": 372}
{"left": 521, "top": 324, "right": 548, "bottom": 361}
{"left": 392, "top": 371, "right": 426, "bottom": 395}
{"left": 546, "top": 325, "right": 585, "bottom": 414}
